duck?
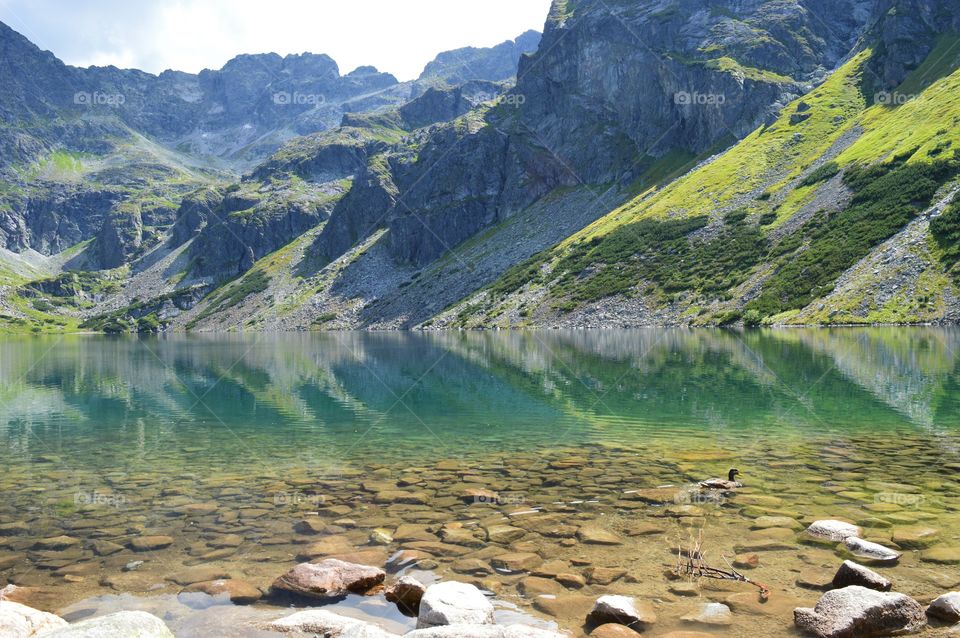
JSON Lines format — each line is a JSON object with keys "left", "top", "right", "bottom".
{"left": 698, "top": 468, "right": 742, "bottom": 490}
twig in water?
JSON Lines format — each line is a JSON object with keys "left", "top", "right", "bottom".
{"left": 675, "top": 529, "right": 770, "bottom": 601}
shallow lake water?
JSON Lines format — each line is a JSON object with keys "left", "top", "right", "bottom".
{"left": 1, "top": 328, "right": 960, "bottom": 636}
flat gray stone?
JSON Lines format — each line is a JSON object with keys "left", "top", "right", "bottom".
{"left": 417, "top": 582, "right": 495, "bottom": 629}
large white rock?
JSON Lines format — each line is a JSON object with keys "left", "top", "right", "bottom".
{"left": 405, "top": 625, "right": 568, "bottom": 637}
{"left": 258, "top": 609, "right": 399, "bottom": 637}
{"left": 794, "top": 586, "right": 926, "bottom": 638}
{"left": 417, "top": 582, "right": 495, "bottom": 629}
{"left": 805, "top": 520, "right": 862, "bottom": 542}
{"left": 0, "top": 600, "right": 68, "bottom": 637}
{"left": 927, "top": 592, "right": 960, "bottom": 622}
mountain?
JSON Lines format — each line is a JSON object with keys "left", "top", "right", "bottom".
{"left": 2, "top": 0, "right": 960, "bottom": 334}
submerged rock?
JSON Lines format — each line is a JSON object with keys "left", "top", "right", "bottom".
{"left": 258, "top": 609, "right": 398, "bottom": 637}
{"left": 794, "top": 586, "right": 925, "bottom": 637}
{"left": 129, "top": 535, "right": 173, "bottom": 551}
{"left": 181, "top": 578, "right": 262, "bottom": 604}
{"left": 40, "top": 611, "right": 174, "bottom": 637}
{"left": 926, "top": 592, "right": 960, "bottom": 622}
{"left": 680, "top": 602, "right": 733, "bottom": 626}
{"left": 405, "top": 626, "right": 567, "bottom": 637}
{"left": 0, "top": 600, "right": 68, "bottom": 637}
{"left": 587, "top": 595, "right": 657, "bottom": 629}
{"left": 271, "top": 559, "right": 385, "bottom": 599}
{"left": 832, "top": 561, "right": 892, "bottom": 592}
{"left": 417, "top": 581, "right": 495, "bottom": 629}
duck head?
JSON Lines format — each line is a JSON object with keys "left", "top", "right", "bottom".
{"left": 727, "top": 468, "right": 741, "bottom": 481}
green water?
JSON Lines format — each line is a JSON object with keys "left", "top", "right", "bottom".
{"left": 1, "top": 328, "right": 959, "bottom": 636}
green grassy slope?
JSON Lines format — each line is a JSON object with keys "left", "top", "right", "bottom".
{"left": 456, "top": 40, "right": 960, "bottom": 327}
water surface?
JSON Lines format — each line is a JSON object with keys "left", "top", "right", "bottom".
{"left": 1, "top": 329, "right": 959, "bottom": 636}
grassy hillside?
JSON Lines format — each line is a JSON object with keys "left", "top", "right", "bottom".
{"left": 450, "top": 41, "right": 960, "bottom": 328}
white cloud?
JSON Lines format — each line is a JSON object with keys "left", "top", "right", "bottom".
{"left": 1, "top": 0, "right": 552, "bottom": 80}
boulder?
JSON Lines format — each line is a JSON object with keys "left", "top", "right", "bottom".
{"left": 680, "top": 603, "right": 733, "bottom": 626}
{"left": 587, "top": 595, "right": 657, "bottom": 629}
{"left": 842, "top": 538, "right": 901, "bottom": 564}
{"left": 181, "top": 578, "right": 262, "bottom": 604}
{"left": 891, "top": 526, "right": 939, "bottom": 549}
{"left": 0, "top": 600, "right": 68, "bottom": 637}
{"left": 417, "top": 581, "right": 495, "bottom": 629}
{"left": 40, "top": 611, "right": 174, "bottom": 637}
{"left": 385, "top": 576, "right": 426, "bottom": 614}
{"left": 589, "top": 624, "right": 642, "bottom": 637}
{"left": 794, "top": 586, "right": 926, "bottom": 637}
{"left": 832, "top": 561, "right": 891, "bottom": 592}
{"left": 271, "top": 559, "right": 385, "bottom": 599}
{"left": 258, "top": 609, "right": 398, "bottom": 637}
{"left": 803, "top": 521, "right": 861, "bottom": 544}
{"left": 927, "top": 592, "right": 960, "bottom": 622}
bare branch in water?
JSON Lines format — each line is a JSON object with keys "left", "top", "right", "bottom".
{"left": 675, "top": 529, "right": 770, "bottom": 601}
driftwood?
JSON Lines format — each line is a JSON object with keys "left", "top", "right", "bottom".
{"left": 675, "top": 529, "right": 770, "bottom": 601}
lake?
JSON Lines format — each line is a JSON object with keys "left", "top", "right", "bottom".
{"left": 1, "top": 328, "right": 959, "bottom": 636}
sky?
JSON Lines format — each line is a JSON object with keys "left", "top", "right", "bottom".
{"left": 0, "top": 0, "right": 552, "bottom": 80}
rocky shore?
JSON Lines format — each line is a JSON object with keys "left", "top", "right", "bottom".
{"left": 3, "top": 514, "right": 959, "bottom": 637}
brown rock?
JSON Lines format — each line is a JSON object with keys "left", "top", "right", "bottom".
{"left": 733, "top": 553, "right": 760, "bottom": 569}
{"left": 167, "top": 566, "right": 232, "bottom": 586}
{"left": 271, "top": 559, "right": 385, "bottom": 599}
{"left": 534, "top": 593, "right": 595, "bottom": 619}
{"left": 33, "top": 536, "right": 80, "bottom": 551}
{"left": 491, "top": 552, "right": 542, "bottom": 573}
{"left": 585, "top": 567, "right": 627, "bottom": 585}
{"left": 520, "top": 577, "right": 564, "bottom": 597}
{"left": 294, "top": 518, "right": 327, "bottom": 534}
{"left": 183, "top": 578, "right": 262, "bottom": 604}
{"left": 129, "top": 535, "right": 173, "bottom": 551}
{"left": 557, "top": 573, "right": 587, "bottom": 589}
{"left": 590, "top": 624, "right": 641, "bottom": 637}
{"left": 577, "top": 527, "right": 624, "bottom": 546}
{"left": 385, "top": 575, "right": 426, "bottom": 614}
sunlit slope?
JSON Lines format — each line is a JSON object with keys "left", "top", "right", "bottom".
{"left": 452, "top": 41, "right": 960, "bottom": 327}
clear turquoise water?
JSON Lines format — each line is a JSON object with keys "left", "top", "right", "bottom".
{"left": 2, "top": 328, "right": 960, "bottom": 636}
{"left": 2, "top": 328, "right": 959, "bottom": 466}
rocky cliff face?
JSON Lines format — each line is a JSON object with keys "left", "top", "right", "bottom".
{"left": 512, "top": 0, "right": 879, "bottom": 183}
{"left": 868, "top": 0, "right": 960, "bottom": 89}
{"left": 309, "top": 0, "right": 888, "bottom": 271}
{"left": 417, "top": 30, "right": 542, "bottom": 88}
{"left": 0, "top": 20, "right": 539, "bottom": 265}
